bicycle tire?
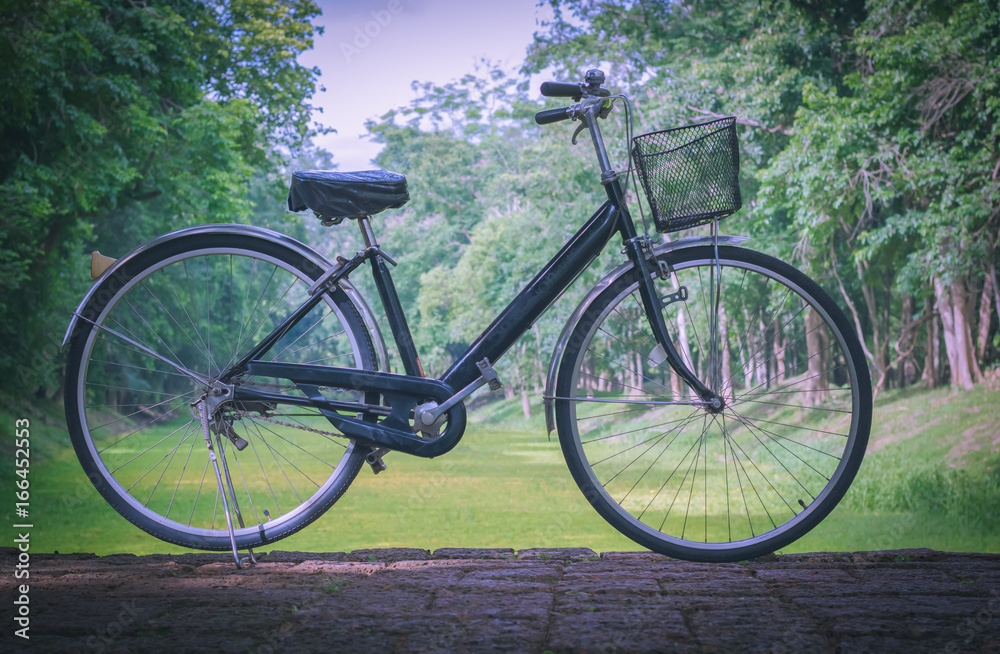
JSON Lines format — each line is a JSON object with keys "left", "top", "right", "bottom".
{"left": 64, "top": 230, "right": 377, "bottom": 551}
{"left": 555, "top": 246, "right": 872, "bottom": 562}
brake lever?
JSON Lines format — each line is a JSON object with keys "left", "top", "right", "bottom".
{"left": 570, "top": 98, "right": 612, "bottom": 145}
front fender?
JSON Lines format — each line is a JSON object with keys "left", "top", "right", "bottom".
{"left": 543, "top": 234, "right": 750, "bottom": 434}
{"left": 61, "top": 224, "right": 389, "bottom": 372}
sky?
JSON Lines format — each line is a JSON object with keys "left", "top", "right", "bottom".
{"left": 301, "top": 0, "right": 552, "bottom": 171}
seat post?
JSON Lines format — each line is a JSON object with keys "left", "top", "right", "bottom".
{"left": 357, "top": 216, "right": 378, "bottom": 248}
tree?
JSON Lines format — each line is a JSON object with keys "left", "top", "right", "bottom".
{"left": 759, "top": 0, "right": 999, "bottom": 390}
{"left": 0, "top": 0, "right": 324, "bottom": 398}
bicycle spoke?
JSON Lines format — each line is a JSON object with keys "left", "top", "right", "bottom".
{"left": 142, "top": 425, "right": 198, "bottom": 507}
{"left": 142, "top": 277, "right": 215, "bottom": 369}
{"left": 166, "top": 426, "right": 200, "bottom": 521}
{"left": 237, "top": 416, "right": 285, "bottom": 518}
{"left": 618, "top": 412, "right": 704, "bottom": 505}
{"left": 88, "top": 389, "right": 198, "bottom": 434}
{"left": 96, "top": 398, "right": 197, "bottom": 453}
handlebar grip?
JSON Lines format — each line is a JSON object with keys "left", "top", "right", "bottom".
{"left": 534, "top": 107, "right": 571, "bottom": 125}
{"left": 540, "top": 81, "right": 583, "bottom": 98}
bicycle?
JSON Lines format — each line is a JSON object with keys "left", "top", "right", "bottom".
{"left": 63, "top": 69, "right": 872, "bottom": 565}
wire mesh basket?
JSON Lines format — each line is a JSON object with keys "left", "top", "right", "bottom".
{"left": 631, "top": 116, "right": 742, "bottom": 233}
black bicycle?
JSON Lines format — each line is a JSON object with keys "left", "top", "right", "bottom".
{"left": 63, "top": 70, "right": 872, "bottom": 565}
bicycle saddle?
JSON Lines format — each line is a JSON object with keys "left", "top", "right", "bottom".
{"left": 287, "top": 170, "right": 410, "bottom": 224}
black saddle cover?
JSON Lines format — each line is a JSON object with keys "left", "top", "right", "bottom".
{"left": 287, "top": 170, "right": 409, "bottom": 223}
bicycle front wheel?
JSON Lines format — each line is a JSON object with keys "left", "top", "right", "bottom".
{"left": 555, "top": 245, "right": 872, "bottom": 562}
{"left": 65, "top": 229, "right": 377, "bottom": 551}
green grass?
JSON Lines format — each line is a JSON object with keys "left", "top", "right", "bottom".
{"left": 2, "top": 383, "right": 999, "bottom": 556}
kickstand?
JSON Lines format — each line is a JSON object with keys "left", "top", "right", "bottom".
{"left": 197, "top": 398, "right": 254, "bottom": 569}
{"left": 215, "top": 428, "right": 257, "bottom": 567}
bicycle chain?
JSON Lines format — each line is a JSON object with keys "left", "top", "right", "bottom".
{"left": 242, "top": 380, "right": 350, "bottom": 394}
{"left": 223, "top": 379, "right": 356, "bottom": 440}
{"left": 234, "top": 409, "right": 345, "bottom": 439}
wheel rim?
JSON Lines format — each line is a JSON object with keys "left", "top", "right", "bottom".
{"left": 563, "top": 253, "right": 866, "bottom": 554}
{"left": 75, "top": 247, "right": 368, "bottom": 544}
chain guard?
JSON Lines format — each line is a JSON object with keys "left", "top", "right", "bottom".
{"left": 243, "top": 362, "right": 468, "bottom": 458}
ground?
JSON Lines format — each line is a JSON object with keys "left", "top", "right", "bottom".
{"left": 3, "top": 547, "right": 998, "bottom": 653}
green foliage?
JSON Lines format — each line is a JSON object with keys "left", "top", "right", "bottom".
{"left": 3, "top": 0, "right": 997, "bottom": 400}
{"left": 0, "top": 0, "right": 323, "bottom": 397}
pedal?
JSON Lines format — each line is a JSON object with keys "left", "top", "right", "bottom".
{"left": 476, "top": 358, "right": 503, "bottom": 391}
{"left": 366, "top": 448, "right": 389, "bottom": 475}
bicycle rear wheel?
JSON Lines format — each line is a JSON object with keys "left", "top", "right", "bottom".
{"left": 555, "top": 246, "right": 872, "bottom": 562}
{"left": 64, "top": 229, "right": 377, "bottom": 550}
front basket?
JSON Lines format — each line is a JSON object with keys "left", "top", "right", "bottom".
{"left": 631, "top": 117, "right": 742, "bottom": 233}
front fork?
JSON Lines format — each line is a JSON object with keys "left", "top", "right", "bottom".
{"left": 622, "top": 235, "right": 720, "bottom": 408}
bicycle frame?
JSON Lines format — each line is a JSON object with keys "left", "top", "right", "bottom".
{"left": 224, "top": 108, "right": 717, "bottom": 457}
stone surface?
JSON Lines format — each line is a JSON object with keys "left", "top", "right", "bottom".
{"left": 2, "top": 547, "right": 998, "bottom": 653}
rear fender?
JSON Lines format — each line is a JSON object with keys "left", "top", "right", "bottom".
{"left": 61, "top": 224, "right": 390, "bottom": 372}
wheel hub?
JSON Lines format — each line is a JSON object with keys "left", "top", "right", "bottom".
{"left": 704, "top": 394, "right": 725, "bottom": 414}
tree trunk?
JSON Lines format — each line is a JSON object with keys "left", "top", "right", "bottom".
{"left": 533, "top": 323, "right": 545, "bottom": 393}
{"left": 519, "top": 341, "right": 531, "bottom": 419}
{"left": 756, "top": 312, "right": 768, "bottom": 390}
{"left": 743, "top": 330, "right": 755, "bottom": 392}
{"left": 773, "top": 318, "right": 786, "bottom": 385}
{"left": 633, "top": 350, "right": 645, "bottom": 397}
{"left": 922, "top": 296, "right": 939, "bottom": 389}
{"left": 719, "top": 301, "right": 733, "bottom": 401}
{"left": 993, "top": 262, "right": 1000, "bottom": 345}
{"left": 674, "top": 301, "right": 697, "bottom": 400}
{"left": 897, "top": 295, "right": 917, "bottom": 388}
{"left": 670, "top": 364, "right": 684, "bottom": 400}
{"left": 934, "top": 275, "right": 977, "bottom": 390}
{"left": 804, "top": 306, "right": 830, "bottom": 405}
{"left": 954, "top": 275, "right": 983, "bottom": 384}
{"left": 739, "top": 305, "right": 754, "bottom": 393}
{"left": 857, "top": 260, "right": 887, "bottom": 389}
{"left": 976, "top": 269, "right": 994, "bottom": 364}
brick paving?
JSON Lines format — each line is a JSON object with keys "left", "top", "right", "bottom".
{"left": 2, "top": 547, "right": 998, "bottom": 653}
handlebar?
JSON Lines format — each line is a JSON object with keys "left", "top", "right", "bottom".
{"left": 534, "top": 107, "right": 571, "bottom": 125}
{"left": 531, "top": 69, "right": 618, "bottom": 181}
{"left": 533, "top": 69, "right": 613, "bottom": 126}
{"left": 540, "top": 81, "right": 584, "bottom": 99}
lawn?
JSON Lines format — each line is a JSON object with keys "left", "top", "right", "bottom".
{"left": 2, "top": 381, "right": 999, "bottom": 556}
